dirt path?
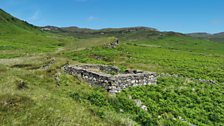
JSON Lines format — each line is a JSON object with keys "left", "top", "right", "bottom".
{"left": 0, "top": 46, "right": 87, "bottom": 66}
{"left": 55, "top": 47, "right": 65, "bottom": 53}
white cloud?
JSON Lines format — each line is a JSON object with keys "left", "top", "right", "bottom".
{"left": 87, "top": 16, "right": 98, "bottom": 21}
{"left": 30, "top": 10, "right": 41, "bottom": 21}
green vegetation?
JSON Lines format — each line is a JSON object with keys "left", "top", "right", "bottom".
{"left": 64, "top": 36, "right": 224, "bottom": 82}
{"left": 0, "top": 9, "right": 72, "bottom": 58}
{"left": 62, "top": 35, "right": 224, "bottom": 125}
{"left": 41, "top": 26, "right": 159, "bottom": 39}
{"left": 0, "top": 57, "right": 139, "bottom": 126}
{"left": 69, "top": 76, "right": 224, "bottom": 125}
{"left": 1, "top": 9, "right": 224, "bottom": 125}
{"left": 120, "top": 77, "right": 224, "bottom": 125}
{"left": 188, "top": 32, "right": 224, "bottom": 43}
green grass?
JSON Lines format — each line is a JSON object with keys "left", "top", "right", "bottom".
{"left": 1, "top": 9, "right": 224, "bottom": 125}
{"left": 0, "top": 28, "right": 77, "bottom": 58}
{"left": 1, "top": 33, "right": 224, "bottom": 125}
{"left": 119, "top": 77, "right": 224, "bottom": 125}
{"left": 0, "top": 9, "right": 79, "bottom": 58}
{"left": 128, "top": 36, "right": 224, "bottom": 54}
{"left": 0, "top": 57, "right": 138, "bottom": 126}
{"left": 0, "top": 10, "right": 131, "bottom": 125}
{"left": 64, "top": 36, "right": 224, "bottom": 82}
{"left": 0, "top": 24, "right": 115, "bottom": 59}
{"left": 68, "top": 76, "right": 224, "bottom": 125}
{"left": 62, "top": 36, "right": 224, "bottom": 125}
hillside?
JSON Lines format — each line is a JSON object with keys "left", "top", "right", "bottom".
{"left": 41, "top": 26, "right": 185, "bottom": 40}
{"left": 187, "top": 32, "right": 224, "bottom": 42}
{"left": 212, "top": 32, "right": 224, "bottom": 42}
{"left": 0, "top": 9, "right": 38, "bottom": 34}
{"left": 0, "top": 9, "right": 108, "bottom": 59}
{"left": 1, "top": 9, "right": 224, "bottom": 126}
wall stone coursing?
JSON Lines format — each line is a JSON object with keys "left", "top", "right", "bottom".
{"left": 75, "top": 64, "right": 120, "bottom": 74}
{"left": 63, "top": 64, "right": 157, "bottom": 93}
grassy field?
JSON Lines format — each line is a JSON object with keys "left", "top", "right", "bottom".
{"left": 63, "top": 36, "right": 224, "bottom": 125}
{"left": 1, "top": 34, "right": 224, "bottom": 125}
{"left": 0, "top": 20, "right": 132, "bottom": 125}
{"left": 0, "top": 56, "right": 139, "bottom": 126}
{"left": 64, "top": 35, "right": 224, "bottom": 82}
{"left": 1, "top": 9, "right": 224, "bottom": 126}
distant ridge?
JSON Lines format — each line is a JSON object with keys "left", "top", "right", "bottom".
{"left": 187, "top": 32, "right": 224, "bottom": 42}
{"left": 41, "top": 25, "right": 186, "bottom": 40}
{"left": 1, "top": 8, "right": 223, "bottom": 42}
{"left": 41, "top": 26, "right": 158, "bottom": 32}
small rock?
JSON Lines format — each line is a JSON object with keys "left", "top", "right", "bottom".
{"left": 17, "top": 80, "right": 27, "bottom": 90}
{"left": 141, "top": 105, "right": 148, "bottom": 111}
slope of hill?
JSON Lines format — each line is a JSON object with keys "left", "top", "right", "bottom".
{"left": 187, "top": 32, "right": 224, "bottom": 42}
{"left": 1, "top": 9, "right": 224, "bottom": 126}
{"left": 0, "top": 9, "right": 135, "bottom": 126}
{"left": 187, "top": 32, "right": 211, "bottom": 38}
{"left": 0, "top": 9, "right": 106, "bottom": 59}
{"left": 212, "top": 32, "right": 224, "bottom": 42}
{"left": 0, "top": 9, "right": 39, "bottom": 34}
{"left": 64, "top": 34, "right": 224, "bottom": 125}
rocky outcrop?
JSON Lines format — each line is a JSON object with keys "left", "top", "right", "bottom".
{"left": 108, "top": 38, "right": 119, "bottom": 48}
{"left": 63, "top": 64, "right": 157, "bottom": 93}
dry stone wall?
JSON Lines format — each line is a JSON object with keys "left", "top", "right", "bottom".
{"left": 63, "top": 64, "right": 157, "bottom": 93}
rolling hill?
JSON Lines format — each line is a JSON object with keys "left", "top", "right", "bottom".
{"left": 187, "top": 32, "right": 224, "bottom": 42}
{"left": 1, "top": 9, "right": 224, "bottom": 126}
{"left": 0, "top": 9, "right": 38, "bottom": 34}
{"left": 41, "top": 25, "right": 185, "bottom": 40}
{"left": 0, "top": 9, "right": 77, "bottom": 58}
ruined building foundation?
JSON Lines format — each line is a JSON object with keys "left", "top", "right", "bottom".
{"left": 63, "top": 64, "right": 157, "bottom": 94}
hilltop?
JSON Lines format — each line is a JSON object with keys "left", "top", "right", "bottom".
{"left": 0, "top": 9, "right": 224, "bottom": 126}
{"left": 41, "top": 25, "right": 185, "bottom": 40}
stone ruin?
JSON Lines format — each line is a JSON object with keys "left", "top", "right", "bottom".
{"left": 108, "top": 38, "right": 119, "bottom": 48}
{"left": 63, "top": 64, "right": 157, "bottom": 94}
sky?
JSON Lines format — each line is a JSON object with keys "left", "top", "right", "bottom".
{"left": 0, "top": 0, "right": 224, "bottom": 33}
